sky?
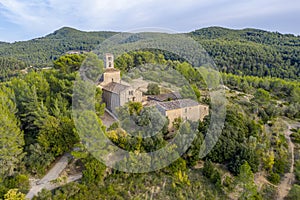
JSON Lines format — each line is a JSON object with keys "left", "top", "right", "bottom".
{"left": 0, "top": 0, "right": 299, "bottom": 42}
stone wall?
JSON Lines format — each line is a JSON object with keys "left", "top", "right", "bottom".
{"left": 102, "top": 91, "right": 120, "bottom": 114}
{"left": 102, "top": 71, "right": 121, "bottom": 85}
{"left": 162, "top": 104, "right": 209, "bottom": 129}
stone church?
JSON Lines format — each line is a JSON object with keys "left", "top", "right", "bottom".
{"left": 99, "top": 53, "right": 209, "bottom": 129}
{"left": 98, "top": 54, "right": 143, "bottom": 114}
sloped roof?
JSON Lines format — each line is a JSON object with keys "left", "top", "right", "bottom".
{"left": 156, "top": 99, "right": 199, "bottom": 111}
{"left": 148, "top": 92, "right": 181, "bottom": 102}
{"left": 102, "top": 82, "right": 130, "bottom": 94}
{"left": 104, "top": 68, "right": 120, "bottom": 72}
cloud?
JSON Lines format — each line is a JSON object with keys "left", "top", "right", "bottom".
{"left": 0, "top": 0, "right": 299, "bottom": 41}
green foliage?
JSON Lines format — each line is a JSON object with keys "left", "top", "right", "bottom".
{"left": 1, "top": 27, "right": 299, "bottom": 199}
{"left": 1, "top": 26, "right": 300, "bottom": 81}
{"left": 25, "top": 143, "right": 55, "bottom": 175}
{"left": 254, "top": 88, "right": 271, "bottom": 104}
{"left": 286, "top": 184, "right": 300, "bottom": 200}
{"left": 4, "top": 54, "right": 97, "bottom": 176}
{"left": 223, "top": 73, "right": 300, "bottom": 119}
{"left": 295, "top": 161, "right": 300, "bottom": 183}
{"left": 267, "top": 172, "right": 280, "bottom": 185}
{"left": 202, "top": 160, "right": 222, "bottom": 189}
{"left": 0, "top": 27, "right": 116, "bottom": 67}
{"left": 291, "top": 129, "right": 300, "bottom": 144}
{"left": 3, "top": 174, "right": 30, "bottom": 195}
{"left": 37, "top": 115, "right": 79, "bottom": 157}
{"left": 82, "top": 156, "right": 106, "bottom": 186}
{"left": 0, "top": 87, "right": 25, "bottom": 178}
{"left": 146, "top": 83, "right": 160, "bottom": 95}
{"left": 191, "top": 27, "right": 300, "bottom": 80}
{"left": 53, "top": 53, "right": 86, "bottom": 73}
{"left": 206, "top": 105, "right": 260, "bottom": 174}
{"left": 0, "top": 57, "right": 29, "bottom": 81}
{"left": 236, "top": 162, "right": 261, "bottom": 200}
{"left": 4, "top": 189, "right": 25, "bottom": 200}
{"left": 115, "top": 51, "right": 166, "bottom": 72}
{"left": 127, "top": 102, "right": 143, "bottom": 115}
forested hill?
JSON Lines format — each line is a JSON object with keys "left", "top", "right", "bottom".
{"left": 191, "top": 26, "right": 300, "bottom": 46}
{"left": 0, "top": 26, "right": 299, "bottom": 80}
{"left": 0, "top": 27, "right": 117, "bottom": 67}
{"left": 190, "top": 27, "right": 300, "bottom": 79}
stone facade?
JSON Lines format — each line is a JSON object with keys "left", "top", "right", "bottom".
{"left": 156, "top": 99, "right": 209, "bottom": 129}
{"left": 99, "top": 54, "right": 143, "bottom": 114}
{"left": 99, "top": 53, "right": 209, "bottom": 127}
{"left": 101, "top": 69, "right": 121, "bottom": 86}
{"left": 102, "top": 82, "right": 142, "bottom": 114}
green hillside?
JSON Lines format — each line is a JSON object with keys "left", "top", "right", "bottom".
{"left": 0, "top": 27, "right": 117, "bottom": 66}
{"left": 0, "top": 26, "right": 299, "bottom": 80}
{"left": 190, "top": 27, "right": 300, "bottom": 79}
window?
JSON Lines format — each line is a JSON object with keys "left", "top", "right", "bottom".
{"left": 129, "top": 91, "right": 133, "bottom": 95}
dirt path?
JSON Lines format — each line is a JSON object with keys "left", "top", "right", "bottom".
{"left": 254, "top": 172, "right": 278, "bottom": 191}
{"left": 25, "top": 153, "right": 74, "bottom": 199}
{"left": 277, "top": 120, "right": 299, "bottom": 200}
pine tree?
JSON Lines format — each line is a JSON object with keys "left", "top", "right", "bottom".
{"left": 0, "top": 88, "right": 25, "bottom": 177}
{"left": 237, "top": 162, "right": 261, "bottom": 200}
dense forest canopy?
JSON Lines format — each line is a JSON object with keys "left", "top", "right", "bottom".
{"left": 0, "top": 26, "right": 299, "bottom": 80}
{"left": 0, "top": 27, "right": 116, "bottom": 67}
{"left": 0, "top": 27, "right": 299, "bottom": 199}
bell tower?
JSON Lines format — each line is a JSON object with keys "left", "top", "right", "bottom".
{"left": 105, "top": 53, "right": 114, "bottom": 69}
{"left": 100, "top": 53, "right": 121, "bottom": 86}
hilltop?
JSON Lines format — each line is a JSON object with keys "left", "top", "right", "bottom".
{"left": 0, "top": 26, "right": 299, "bottom": 79}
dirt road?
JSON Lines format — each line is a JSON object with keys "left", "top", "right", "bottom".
{"left": 277, "top": 120, "right": 300, "bottom": 200}
{"left": 25, "top": 153, "right": 73, "bottom": 199}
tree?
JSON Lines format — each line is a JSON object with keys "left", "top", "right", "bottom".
{"left": 81, "top": 52, "right": 104, "bottom": 82}
{"left": 286, "top": 184, "right": 300, "bottom": 200}
{"left": 147, "top": 83, "right": 160, "bottom": 95}
{"left": 4, "top": 189, "right": 25, "bottom": 200}
{"left": 254, "top": 88, "right": 271, "bottom": 104}
{"left": 53, "top": 54, "right": 86, "bottom": 74}
{"left": 37, "top": 115, "right": 79, "bottom": 157}
{"left": 0, "top": 89, "right": 25, "bottom": 177}
{"left": 236, "top": 162, "right": 261, "bottom": 200}
{"left": 291, "top": 87, "right": 300, "bottom": 104}
{"left": 82, "top": 156, "right": 106, "bottom": 185}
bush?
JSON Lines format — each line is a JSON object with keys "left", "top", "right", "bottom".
{"left": 147, "top": 83, "right": 160, "bottom": 95}
{"left": 267, "top": 172, "right": 280, "bottom": 185}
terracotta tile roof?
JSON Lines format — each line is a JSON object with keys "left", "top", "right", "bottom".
{"left": 102, "top": 82, "right": 130, "bottom": 94}
{"left": 156, "top": 99, "right": 199, "bottom": 111}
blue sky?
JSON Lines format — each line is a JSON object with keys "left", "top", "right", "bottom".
{"left": 0, "top": 0, "right": 299, "bottom": 42}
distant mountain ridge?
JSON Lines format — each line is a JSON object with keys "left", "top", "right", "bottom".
{"left": 0, "top": 26, "right": 299, "bottom": 79}
{"left": 0, "top": 27, "right": 117, "bottom": 67}
{"left": 191, "top": 26, "right": 300, "bottom": 46}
